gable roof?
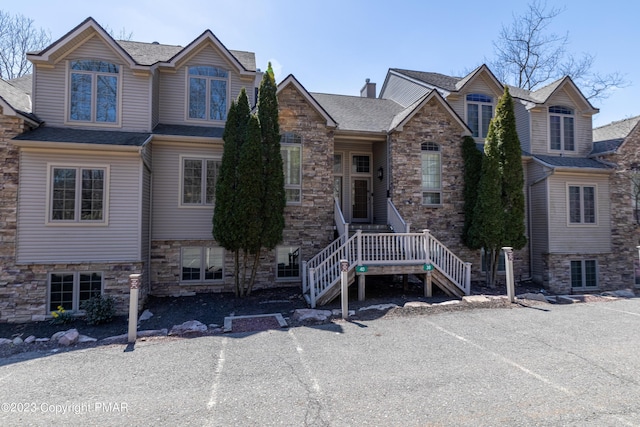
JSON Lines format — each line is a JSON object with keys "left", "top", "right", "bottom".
{"left": 389, "top": 68, "right": 460, "bottom": 92}
{"left": 591, "top": 115, "right": 640, "bottom": 156}
{"left": 311, "top": 93, "right": 404, "bottom": 133}
{"left": 277, "top": 75, "right": 337, "bottom": 128}
{"left": 28, "top": 17, "right": 256, "bottom": 74}
{"left": 389, "top": 89, "right": 471, "bottom": 135}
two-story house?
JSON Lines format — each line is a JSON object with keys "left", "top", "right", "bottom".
{"left": 1, "top": 17, "right": 637, "bottom": 322}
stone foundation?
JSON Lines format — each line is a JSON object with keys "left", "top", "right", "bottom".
{"left": 0, "top": 262, "right": 144, "bottom": 323}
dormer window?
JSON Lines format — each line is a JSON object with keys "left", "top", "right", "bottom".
{"left": 549, "top": 105, "right": 574, "bottom": 151}
{"left": 69, "top": 60, "right": 120, "bottom": 124}
{"left": 188, "top": 66, "right": 229, "bottom": 121}
{"left": 466, "top": 94, "right": 493, "bottom": 139}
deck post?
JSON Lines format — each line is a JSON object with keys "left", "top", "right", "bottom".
{"left": 309, "top": 268, "right": 317, "bottom": 308}
{"left": 422, "top": 229, "right": 430, "bottom": 266}
{"left": 358, "top": 274, "right": 365, "bottom": 301}
{"left": 503, "top": 247, "right": 515, "bottom": 303}
{"left": 424, "top": 272, "right": 432, "bottom": 297}
{"left": 464, "top": 262, "right": 472, "bottom": 295}
{"left": 356, "top": 229, "right": 362, "bottom": 265}
{"left": 301, "top": 260, "right": 308, "bottom": 294}
{"left": 128, "top": 274, "right": 141, "bottom": 344}
{"left": 340, "top": 259, "right": 349, "bottom": 320}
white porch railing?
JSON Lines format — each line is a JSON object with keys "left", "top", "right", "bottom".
{"left": 304, "top": 229, "right": 471, "bottom": 307}
{"left": 335, "top": 197, "right": 349, "bottom": 243}
{"left": 387, "top": 198, "right": 410, "bottom": 233}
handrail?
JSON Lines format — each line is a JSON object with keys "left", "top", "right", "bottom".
{"left": 387, "top": 198, "right": 409, "bottom": 233}
{"left": 306, "top": 229, "right": 471, "bottom": 307}
{"left": 334, "top": 197, "right": 349, "bottom": 243}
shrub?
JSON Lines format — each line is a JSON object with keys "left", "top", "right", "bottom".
{"left": 81, "top": 295, "right": 116, "bottom": 325}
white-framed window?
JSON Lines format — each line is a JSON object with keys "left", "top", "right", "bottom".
{"left": 570, "top": 259, "right": 597, "bottom": 289}
{"left": 281, "top": 132, "right": 302, "bottom": 204}
{"left": 187, "top": 66, "right": 229, "bottom": 121}
{"left": 466, "top": 93, "right": 493, "bottom": 139}
{"left": 48, "top": 165, "right": 109, "bottom": 224}
{"left": 481, "top": 248, "right": 506, "bottom": 273}
{"left": 421, "top": 142, "right": 441, "bottom": 205}
{"left": 276, "top": 246, "right": 300, "bottom": 280}
{"left": 549, "top": 106, "right": 575, "bottom": 151}
{"left": 568, "top": 184, "right": 596, "bottom": 224}
{"left": 49, "top": 272, "right": 103, "bottom": 312}
{"left": 180, "top": 157, "right": 220, "bottom": 206}
{"left": 68, "top": 60, "right": 120, "bottom": 124}
{"left": 181, "top": 247, "right": 224, "bottom": 282}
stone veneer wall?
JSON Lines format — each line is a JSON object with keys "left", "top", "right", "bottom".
{"left": 389, "top": 98, "right": 530, "bottom": 284}
{"left": 150, "top": 84, "right": 334, "bottom": 296}
{"left": 0, "top": 262, "right": 142, "bottom": 323}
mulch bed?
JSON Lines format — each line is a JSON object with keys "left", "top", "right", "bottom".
{"left": 228, "top": 315, "right": 283, "bottom": 333}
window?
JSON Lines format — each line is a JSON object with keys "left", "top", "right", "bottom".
{"left": 49, "top": 272, "right": 102, "bottom": 312}
{"left": 421, "top": 142, "right": 441, "bottom": 205}
{"left": 69, "top": 60, "right": 119, "bottom": 124}
{"left": 568, "top": 185, "right": 596, "bottom": 224}
{"left": 181, "top": 158, "right": 220, "bottom": 206}
{"left": 571, "top": 260, "right": 597, "bottom": 289}
{"left": 181, "top": 247, "right": 224, "bottom": 282}
{"left": 188, "top": 66, "right": 229, "bottom": 121}
{"left": 549, "top": 106, "right": 574, "bottom": 151}
{"left": 49, "top": 166, "right": 107, "bottom": 223}
{"left": 466, "top": 94, "right": 493, "bottom": 138}
{"left": 281, "top": 132, "right": 302, "bottom": 204}
{"left": 352, "top": 155, "right": 370, "bottom": 174}
{"left": 276, "top": 246, "right": 300, "bottom": 280}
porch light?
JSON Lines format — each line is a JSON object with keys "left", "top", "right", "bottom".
{"left": 377, "top": 166, "right": 384, "bottom": 181}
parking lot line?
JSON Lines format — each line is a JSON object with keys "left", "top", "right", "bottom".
{"left": 207, "top": 337, "right": 228, "bottom": 410}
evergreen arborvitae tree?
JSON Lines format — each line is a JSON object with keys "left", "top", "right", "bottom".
{"left": 255, "top": 63, "right": 285, "bottom": 286}
{"left": 213, "top": 89, "right": 252, "bottom": 296}
{"left": 462, "top": 135, "right": 483, "bottom": 248}
{"left": 468, "top": 120, "right": 504, "bottom": 287}
{"left": 237, "top": 114, "right": 264, "bottom": 295}
{"left": 495, "top": 86, "right": 527, "bottom": 251}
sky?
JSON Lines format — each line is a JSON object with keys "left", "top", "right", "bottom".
{"left": 3, "top": 0, "right": 639, "bottom": 127}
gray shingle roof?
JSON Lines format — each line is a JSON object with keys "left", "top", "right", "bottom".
{"left": 593, "top": 115, "right": 640, "bottom": 142}
{"left": 533, "top": 154, "right": 610, "bottom": 170}
{"left": 153, "top": 123, "right": 224, "bottom": 138}
{"left": 13, "top": 126, "right": 150, "bottom": 146}
{"left": 115, "top": 40, "right": 256, "bottom": 70}
{"left": 391, "top": 69, "right": 460, "bottom": 92}
{"left": 591, "top": 139, "right": 624, "bottom": 155}
{"left": 8, "top": 74, "right": 32, "bottom": 95}
{"left": 0, "top": 77, "right": 32, "bottom": 113}
{"left": 310, "top": 93, "right": 405, "bottom": 133}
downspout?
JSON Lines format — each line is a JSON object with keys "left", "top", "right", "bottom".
{"left": 139, "top": 136, "right": 153, "bottom": 295}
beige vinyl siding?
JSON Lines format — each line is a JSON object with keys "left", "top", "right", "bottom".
{"left": 151, "top": 142, "right": 223, "bottom": 240}
{"left": 158, "top": 46, "right": 255, "bottom": 126}
{"left": 33, "top": 35, "right": 152, "bottom": 132}
{"left": 16, "top": 150, "right": 142, "bottom": 263}
{"left": 141, "top": 145, "right": 152, "bottom": 282}
{"left": 152, "top": 68, "right": 160, "bottom": 128}
{"left": 514, "top": 101, "right": 531, "bottom": 152}
{"left": 529, "top": 89, "right": 593, "bottom": 157}
{"left": 527, "top": 162, "right": 550, "bottom": 282}
{"left": 547, "top": 173, "right": 611, "bottom": 253}
{"left": 451, "top": 76, "right": 502, "bottom": 127}
{"left": 380, "top": 74, "right": 430, "bottom": 107}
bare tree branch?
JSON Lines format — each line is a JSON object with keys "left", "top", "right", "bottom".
{"left": 0, "top": 10, "right": 50, "bottom": 79}
{"left": 490, "top": 0, "right": 629, "bottom": 101}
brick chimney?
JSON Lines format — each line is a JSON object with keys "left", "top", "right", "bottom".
{"left": 360, "top": 78, "right": 376, "bottom": 98}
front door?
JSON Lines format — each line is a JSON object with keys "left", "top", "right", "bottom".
{"left": 351, "top": 178, "right": 371, "bottom": 222}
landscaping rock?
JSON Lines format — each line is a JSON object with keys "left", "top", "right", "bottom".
{"left": 436, "top": 300, "right": 461, "bottom": 306}
{"left": 556, "top": 295, "right": 577, "bottom": 304}
{"left": 138, "top": 309, "right": 153, "bottom": 322}
{"left": 463, "top": 295, "right": 490, "bottom": 304}
{"left": 101, "top": 334, "right": 127, "bottom": 344}
{"left": 331, "top": 309, "right": 356, "bottom": 317}
{"left": 404, "top": 301, "right": 431, "bottom": 308}
{"left": 35, "top": 338, "right": 50, "bottom": 343}
{"left": 51, "top": 331, "right": 66, "bottom": 342}
{"left": 517, "top": 293, "right": 549, "bottom": 303}
{"left": 602, "top": 289, "right": 635, "bottom": 298}
{"left": 24, "top": 335, "right": 36, "bottom": 344}
{"left": 358, "top": 303, "right": 398, "bottom": 312}
{"left": 137, "top": 329, "right": 168, "bottom": 338}
{"left": 57, "top": 329, "right": 79, "bottom": 346}
{"left": 78, "top": 335, "right": 97, "bottom": 343}
{"left": 0, "top": 338, "right": 12, "bottom": 345}
{"left": 169, "top": 320, "right": 207, "bottom": 336}
{"left": 12, "top": 337, "right": 23, "bottom": 345}
{"left": 292, "top": 309, "right": 333, "bottom": 322}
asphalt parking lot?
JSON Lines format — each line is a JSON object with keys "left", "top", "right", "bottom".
{"left": 1, "top": 298, "right": 640, "bottom": 426}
